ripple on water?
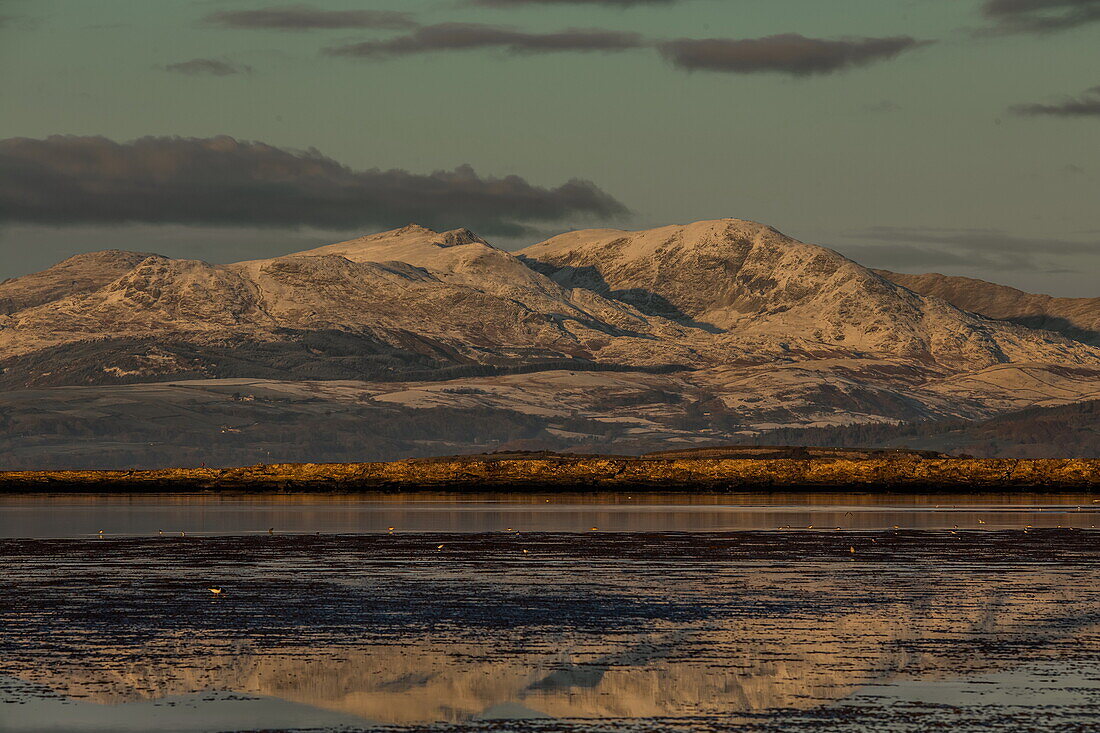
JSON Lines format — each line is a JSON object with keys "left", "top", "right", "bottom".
{"left": 3, "top": 528, "right": 1100, "bottom": 731}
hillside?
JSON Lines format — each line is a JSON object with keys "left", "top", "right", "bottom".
{"left": 877, "top": 270, "right": 1100, "bottom": 345}
{"left": 520, "top": 220, "right": 1096, "bottom": 368}
{"left": 726, "top": 399, "right": 1100, "bottom": 459}
{"left": 0, "top": 219, "right": 1097, "bottom": 467}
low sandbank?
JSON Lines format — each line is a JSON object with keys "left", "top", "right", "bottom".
{"left": 1, "top": 448, "right": 1098, "bottom": 493}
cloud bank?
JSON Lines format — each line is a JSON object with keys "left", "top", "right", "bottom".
{"left": 1012, "top": 85, "right": 1100, "bottom": 117}
{"left": 842, "top": 226, "right": 1100, "bottom": 271}
{"left": 471, "top": 0, "right": 676, "bottom": 5}
{"left": 658, "top": 34, "right": 930, "bottom": 76}
{"left": 325, "top": 25, "right": 928, "bottom": 76}
{"left": 981, "top": 0, "right": 1100, "bottom": 33}
{"left": 0, "top": 136, "right": 628, "bottom": 236}
{"left": 203, "top": 5, "right": 417, "bottom": 31}
{"left": 326, "top": 23, "right": 644, "bottom": 58}
{"left": 163, "top": 59, "right": 252, "bottom": 76}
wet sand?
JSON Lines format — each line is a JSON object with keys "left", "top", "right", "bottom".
{"left": 4, "top": 524, "right": 1100, "bottom": 731}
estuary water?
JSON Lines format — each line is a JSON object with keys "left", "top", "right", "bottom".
{"left": 1, "top": 492, "right": 1099, "bottom": 538}
{"left": 2, "top": 493, "right": 1100, "bottom": 732}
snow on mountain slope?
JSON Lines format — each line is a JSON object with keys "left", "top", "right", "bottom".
{"left": 0, "top": 219, "right": 1097, "bottom": 442}
{"left": 0, "top": 255, "right": 267, "bottom": 355}
{"left": 877, "top": 270, "right": 1100, "bottom": 345}
{"left": 0, "top": 250, "right": 156, "bottom": 315}
{"left": 0, "top": 225, "right": 694, "bottom": 376}
{"left": 285, "top": 223, "right": 590, "bottom": 310}
{"left": 520, "top": 219, "right": 1097, "bottom": 369}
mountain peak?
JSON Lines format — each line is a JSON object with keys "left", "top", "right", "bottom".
{"left": 438, "top": 228, "right": 489, "bottom": 248}
{"left": 394, "top": 223, "right": 435, "bottom": 235}
{"left": 2, "top": 217, "right": 1098, "bottom": 445}
{"left": 0, "top": 249, "right": 160, "bottom": 315}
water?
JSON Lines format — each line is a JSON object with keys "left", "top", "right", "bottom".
{"left": 1, "top": 492, "right": 1098, "bottom": 538}
{"left": 3, "top": 493, "right": 1100, "bottom": 732}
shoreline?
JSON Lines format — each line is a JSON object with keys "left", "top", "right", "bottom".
{"left": 1, "top": 455, "right": 1099, "bottom": 493}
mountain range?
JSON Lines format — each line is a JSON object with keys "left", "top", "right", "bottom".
{"left": 1, "top": 218, "right": 1097, "bottom": 467}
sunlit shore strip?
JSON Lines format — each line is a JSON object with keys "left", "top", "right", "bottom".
{"left": 0, "top": 452, "right": 1098, "bottom": 493}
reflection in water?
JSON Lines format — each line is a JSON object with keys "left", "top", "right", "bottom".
{"left": 1, "top": 492, "right": 1099, "bottom": 537}
{"left": 4, "top": 525, "right": 1100, "bottom": 730}
{"left": 22, "top": 601, "right": 1093, "bottom": 725}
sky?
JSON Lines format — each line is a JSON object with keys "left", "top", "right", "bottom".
{"left": 1, "top": 0, "right": 1098, "bottom": 296}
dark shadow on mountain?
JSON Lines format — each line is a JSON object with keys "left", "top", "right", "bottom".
{"left": 398, "top": 360, "right": 690, "bottom": 383}
{"left": 720, "top": 398, "right": 1100, "bottom": 459}
{"left": 0, "top": 331, "right": 691, "bottom": 389}
{"left": 1003, "top": 315, "right": 1100, "bottom": 346}
{"left": 519, "top": 257, "right": 725, "bottom": 334}
{"left": 0, "top": 331, "right": 450, "bottom": 389}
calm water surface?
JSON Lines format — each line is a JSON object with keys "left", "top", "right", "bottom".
{"left": 3, "top": 492, "right": 1099, "bottom": 732}
{"left": 1, "top": 492, "right": 1098, "bottom": 537}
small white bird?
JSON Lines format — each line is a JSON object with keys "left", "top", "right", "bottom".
{"left": 208, "top": 588, "right": 222, "bottom": 596}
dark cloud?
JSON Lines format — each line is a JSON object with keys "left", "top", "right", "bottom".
{"left": 855, "top": 226, "right": 1100, "bottom": 255}
{"left": 163, "top": 59, "right": 253, "bottom": 76}
{"left": 981, "top": 0, "right": 1100, "bottom": 33}
{"left": 0, "top": 135, "right": 628, "bottom": 237}
{"left": 839, "top": 226, "right": 1100, "bottom": 272}
{"left": 658, "top": 34, "right": 931, "bottom": 76}
{"left": 470, "top": 0, "right": 675, "bottom": 5}
{"left": 1011, "top": 85, "right": 1100, "bottom": 117}
{"left": 325, "top": 22, "right": 645, "bottom": 58}
{"left": 202, "top": 4, "right": 417, "bottom": 31}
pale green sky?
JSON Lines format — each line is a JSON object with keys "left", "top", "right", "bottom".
{"left": 1, "top": 0, "right": 1097, "bottom": 295}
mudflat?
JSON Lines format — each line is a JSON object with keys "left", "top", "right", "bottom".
{"left": 6, "top": 528, "right": 1100, "bottom": 731}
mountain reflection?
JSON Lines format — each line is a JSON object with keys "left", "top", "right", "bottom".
{"left": 18, "top": 580, "right": 1095, "bottom": 726}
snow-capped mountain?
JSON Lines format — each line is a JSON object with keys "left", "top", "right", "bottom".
{"left": 1, "top": 218, "right": 1097, "bottom": 466}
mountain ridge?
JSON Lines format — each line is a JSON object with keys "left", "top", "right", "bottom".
{"left": 0, "top": 218, "right": 1097, "bottom": 465}
{"left": 876, "top": 269, "right": 1100, "bottom": 345}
